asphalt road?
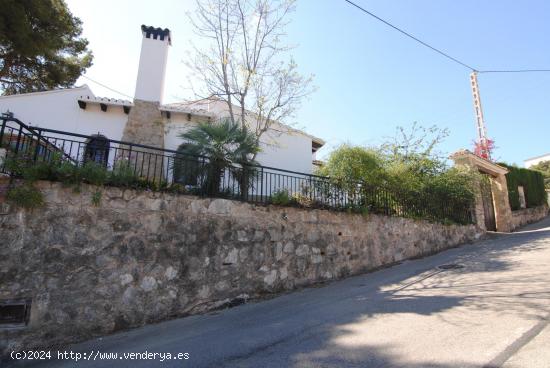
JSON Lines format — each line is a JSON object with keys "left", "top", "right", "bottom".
{"left": 7, "top": 218, "right": 550, "bottom": 368}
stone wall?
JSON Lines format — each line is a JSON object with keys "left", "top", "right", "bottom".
{"left": 121, "top": 100, "right": 164, "bottom": 148}
{"left": 0, "top": 182, "right": 483, "bottom": 355}
{"left": 510, "top": 205, "right": 549, "bottom": 231}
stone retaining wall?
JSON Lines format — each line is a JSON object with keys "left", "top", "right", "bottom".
{"left": 510, "top": 205, "right": 549, "bottom": 231}
{"left": 0, "top": 181, "right": 484, "bottom": 355}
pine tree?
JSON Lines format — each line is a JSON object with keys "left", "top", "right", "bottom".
{"left": 0, "top": 0, "right": 93, "bottom": 94}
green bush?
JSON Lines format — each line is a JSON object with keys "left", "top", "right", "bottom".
{"left": 6, "top": 184, "right": 45, "bottom": 209}
{"left": 498, "top": 163, "right": 547, "bottom": 210}
{"left": 3, "top": 152, "right": 31, "bottom": 177}
{"left": 91, "top": 189, "right": 102, "bottom": 206}
{"left": 80, "top": 161, "right": 108, "bottom": 186}
{"left": 108, "top": 160, "right": 137, "bottom": 187}
{"left": 530, "top": 160, "right": 550, "bottom": 189}
{"left": 317, "top": 143, "right": 475, "bottom": 224}
{"left": 316, "top": 144, "right": 385, "bottom": 187}
{"left": 271, "top": 189, "right": 291, "bottom": 205}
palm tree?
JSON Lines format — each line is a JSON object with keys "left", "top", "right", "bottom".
{"left": 175, "top": 119, "right": 260, "bottom": 197}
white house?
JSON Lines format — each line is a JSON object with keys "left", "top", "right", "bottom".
{"left": 0, "top": 25, "right": 324, "bottom": 175}
{"left": 524, "top": 153, "right": 550, "bottom": 168}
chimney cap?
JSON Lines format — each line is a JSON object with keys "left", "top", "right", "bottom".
{"left": 141, "top": 25, "right": 171, "bottom": 45}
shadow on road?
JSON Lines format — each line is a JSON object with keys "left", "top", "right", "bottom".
{"left": 245, "top": 219, "right": 550, "bottom": 368}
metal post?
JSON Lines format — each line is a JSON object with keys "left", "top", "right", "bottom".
{"left": 14, "top": 123, "right": 23, "bottom": 154}
{"left": 0, "top": 118, "right": 6, "bottom": 146}
{"left": 33, "top": 129, "right": 42, "bottom": 162}
{"left": 260, "top": 167, "right": 264, "bottom": 203}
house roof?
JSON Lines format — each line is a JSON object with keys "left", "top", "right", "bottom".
{"left": 524, "top": 153, "right": 550, "bottom": 162}
{"left": 161, "top": 101, "right": 213, "bottom": 118}
{"left": 78, "top": 95, "right": 133, "bottom": 107}
{"left": 0, "top": 85, "right": 91, "bottom": 99}
{"left": 0, "top": 86, "right": 325, "bottom": 148}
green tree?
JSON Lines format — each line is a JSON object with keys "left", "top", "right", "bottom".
{"left": 316, "top": 124, "right": 476, "bottom": 222}
{"left": 317, "top": 144, "right": 384, "bottom": 185}
{"left": 187, "top": 0, "right": 314, "bottom": 155}
{"left": 530, "top": 160, "right": 550, "bottom": 189}
{"left": 380, "top": 123, "right": 448, "bottom": 180}
{"left": 0, "top": 0, "right": 93, "bottom": 94}
{"left": 315, "top": 144, "right": 385, "bottom": 209}
{"left": 499, "top": 162, "right": 547, "bottom": 210}
{"left": 176, "top": 119, "right": 260, "bottom": 197}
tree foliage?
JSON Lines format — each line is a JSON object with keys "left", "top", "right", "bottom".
{"left": 380, "top": 122, "right": 448, "bottom": 183}
{"left": 176, "top": 119, "right": 260, "bottom": 196}
{"left": 530, "top": 160, "right": 550, "bottom": 189}
{"left": 316, "top": 123, "right": 476, "bottom": 222}
{"left": 0, "top": 0, "right": 93, "bottom": 94}
{"left": 498, "top": 162, "right": 547, "bottom": 210}
{"left": 186, "top": 0, "right": 314, "bottom": 149}
{"left": 316, "top": 145, "right": 384, "bottom": 186}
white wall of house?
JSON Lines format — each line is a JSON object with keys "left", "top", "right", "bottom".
{"left": 525, "top": 154, "right": 550, "bottom": 168}
{"left": 0, "top": 90, "right": 317, "bottom": 174}
{"left": 164, "top": 113, "right": 315, "bottom": 174}
{"left": 164, "top": 117, "right": 200, "bottom": 152}
{"left": 257, "top": 129, "right": 314, "bottom": 173}
{"left": 0, "top": 86, "right": 128, "bottom": 142}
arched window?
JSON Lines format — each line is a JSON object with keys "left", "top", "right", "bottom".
{"left": 84, "top": 135, "right": 110, "bottom": 167}
{"left": 173, "top": 143, "right": 200, "bottom": 186}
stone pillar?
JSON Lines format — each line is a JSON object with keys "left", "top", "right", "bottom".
{"left": 120, "top": 100, "right": 166, "bottom": 181}
{"left": 491, "top": 173, "right": 513, "bottom": 232}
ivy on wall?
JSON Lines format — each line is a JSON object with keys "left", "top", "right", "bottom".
{"left": 498, "top": 163, "right": 547, "bottom": 211}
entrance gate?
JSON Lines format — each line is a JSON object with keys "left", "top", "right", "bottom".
{"left": 451, "top": 150, "right": 512, "bottom": 232}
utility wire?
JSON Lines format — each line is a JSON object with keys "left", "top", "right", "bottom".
{"left": 479, "top": 69, "right": 550, "bottom": 74}
{"left": 343, "top": 0, "right": 550, "bottom": 74}
{"left": 342, "top": 0, "right": 477, "bottom": 71}
{"left": 81, "top": 75, "right": 133, "bottom": 99}
{"left": 86, "top": 1, "right": 550, "bottom": 103}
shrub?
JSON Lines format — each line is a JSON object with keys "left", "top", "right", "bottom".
{"left": 108, "top": 160, "right": 137, "bottom": 187}
{"left": 3, "top": 152, "right": 31, "bottom": 177}
{"left": 271, "top": 189, "right": 291, "bottom": 205}
{"left": 316, "top": 144, "right": 385, "bottom": 187}
{"left": 292, "top": 192, "right": 314, "bottom": 207}
{"left": 91, "top": 189, "right": 102, "bottom": 206}
{"left": 55, "top": 160, "right": 81, "bottom": 185}
{"left": 530, "top": 160, "right": 550, "bottom": 189}
{"left": 315, "top": 125, "right": 475, "bottom": 224}
{"left": 498, "top": 163, "right": 547, "bottom": 210}
{"left": 6, "top": 184, "right": 44, "bottom": 209}
{"left": 80, "top": 161, "right": 108, "bottom": 186}
{"left": 166, "top": 183, "right": 187, "bottom": 194}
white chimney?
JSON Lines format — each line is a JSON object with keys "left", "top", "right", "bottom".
{"left": 134, "top": 25, "right": 171, "bottom": 103}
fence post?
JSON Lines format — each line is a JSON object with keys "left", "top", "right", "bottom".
{"left": 241, "top": 165, "right": 248, "bottom": 201}
{"left": 260, "top": 167, "right": 264, "bottom": 203}
{"left": 14, "top": 123, "right": 23, "bottom": 154}
{"left": 0, "top": 118, "right": 6, "bottom": 145}
{"left": 33, "top": 129, "right": 42, "bottom": 162}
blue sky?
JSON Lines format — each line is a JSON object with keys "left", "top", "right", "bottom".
{"left": 66, "top": 0, "right": 550, "bottom": 165}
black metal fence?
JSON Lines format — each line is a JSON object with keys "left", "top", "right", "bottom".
{"left": 0, "top": 116, "right": 473, "bottom": 224}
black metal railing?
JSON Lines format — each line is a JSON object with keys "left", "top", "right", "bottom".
{"left": 0, "top": 116, "right": 474, "bottom": 224}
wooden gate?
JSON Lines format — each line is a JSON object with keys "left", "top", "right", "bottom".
{"left": 480, "top": 174, "right": 496, "bottom": 231}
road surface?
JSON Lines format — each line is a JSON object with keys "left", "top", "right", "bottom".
{"left": 7, "top": 218, "right": 550, "bottom": 368}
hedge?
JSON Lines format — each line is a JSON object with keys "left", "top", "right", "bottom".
{"left": 498, "top": 163, "right": 547, "bottom": 211}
